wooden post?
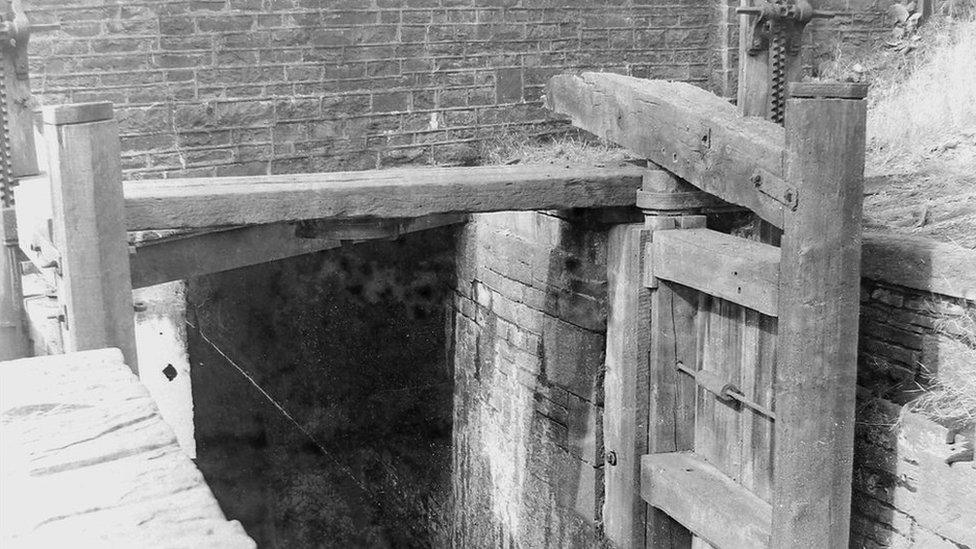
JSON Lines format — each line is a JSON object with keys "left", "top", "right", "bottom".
{"left": 772, "top": 82, "right": 867, "bottom": 548}
{"left": 0, "top": 207, "right": 28, "bottom": 359}
{"left": 44, "top": 102, "right": 138, "bottom": 372}
{"left": 604, "top": 222, "right": 650, "bottom": 548}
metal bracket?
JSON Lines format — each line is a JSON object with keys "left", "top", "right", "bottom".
{"left": 752, "top": 168, "right": 798, "bottom": 211}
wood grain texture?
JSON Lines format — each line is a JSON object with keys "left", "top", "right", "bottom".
{"left": 46, "top": 110, "right": 139, "bottom": 371}
{"left": 123, "top": 164, "right": 645, "bottom": 230}
{"left": 603, "top": 224, "right": 652, "bottom": 548}
{"left": 652, "top": 228, "right": 780, "bottom": 317}
{"left": 644, "top": 215, "right": 706, "bottom": 548}
{"left": 0, "top": 349, "right": 255, "bottom": 548}
{"left": 129, "top": 223, "right": 341, "bottom": 288}
{"left": 641, "top": 452, "right": 771, "bottom": 549}
{"left": 40, "top": 101, "right": 114, "bottom": 126}
{"left": 546, "top": 72, "right": 788, "bottom": 228}
{"left": 772, "top": 91, "right": 866, "bottom": 548}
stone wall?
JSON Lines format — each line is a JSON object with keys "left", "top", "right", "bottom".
{"left": 851, "top": 236, "right": 976, "bottom": 548}
{"left": 452, "top": 210, "right": 615, "bottom": 547}
{"left": 25, "top": 0, "right": 719, "bottom": 178}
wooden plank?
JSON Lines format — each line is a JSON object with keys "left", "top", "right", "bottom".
{"left": 0, "top": 348, "right": 255, "bottom": 548}
{"left": 738, "top": 311, "right": 776, "bottom": 502}
{"left": 772, "top": 84, "right": 866, "bottom": 548}
{"left": 641, "top": 452, "right": 772, "bottom": 549}
{"left": 645, "top": 214, "right": 705, "bottom": 547}
{"left": 694, "top": 295, "right": 746, "bottom": 491}
{"left": 652, "top": 228, "right": 780, "bottom": 317}
{"left": 862, "top": 231, "right": 976, "bottom": 301}
{"left": 39, "top": 101, "right": 115, "bottom": 126}
{"left": 123, "top": 164, "right": 645, "bottom": 230}
{"left": 545, "top": 72, "right": 788, "bottom": 228}
{"left": 603, "top": 224, "right": 652, "bottom": 548}
{"left": 43, "top": 103, "right": 139, "bottom": 371}
{"left": 130, "top": 223, "right": 340, "bottom": 289}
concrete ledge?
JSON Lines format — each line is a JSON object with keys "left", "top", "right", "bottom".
{"left": 862, "top": 231, "right": 976, "bottom": 301}
{"left": 0, "top": 349, "right": 255, "bottom": 548}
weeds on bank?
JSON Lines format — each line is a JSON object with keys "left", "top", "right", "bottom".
{"left": 907, "top": 309, "right": 976, "bottom": 429}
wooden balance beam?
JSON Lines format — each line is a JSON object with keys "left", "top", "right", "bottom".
{"left": 123, "top": 164, "right": 647, "bottom": 230}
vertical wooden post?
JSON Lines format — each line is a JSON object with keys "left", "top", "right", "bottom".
{"left": 604, "top": 222, "right": 651, "bottom": 548}
{"left": 0, "top": 207, "right": 28, "bottom": 359}
{"left": 643, "top": 172, "right": 705, "bottom": 549}
{"left": 44, "top": 102, "right": 138, "bottom": 372}
{"left": 772, "top": 82, "right": 867, "bottom": 548}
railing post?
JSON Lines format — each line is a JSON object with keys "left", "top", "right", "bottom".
{"left": 43, "top": 102, "right": 138, "bottom": 372}
{"left": 772, "top": 82, "right": 867, "bottom": 548}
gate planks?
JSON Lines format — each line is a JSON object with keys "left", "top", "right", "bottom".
{"left": 555, "top": 73, "right": 867, "bottom": 549}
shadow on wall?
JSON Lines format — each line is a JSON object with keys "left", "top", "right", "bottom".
{"left": 852, "top": 240, "right": 976, "bottom": 547}
{"left": 187, "top": 227, "right": 457, "bottom": 548}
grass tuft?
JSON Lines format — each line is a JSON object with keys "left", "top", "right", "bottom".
{"left": 479, "top": 128, "right": 634, "bottom": 167}
{"left": 908, "top": 310, "right": 976, "bottom": 428}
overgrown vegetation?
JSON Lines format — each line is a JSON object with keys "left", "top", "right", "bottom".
{"left": 821, "top": 5, "right": 976, "bottom": 173}
{"left": 909, "top": 309, "right": 976, "bottom": 429}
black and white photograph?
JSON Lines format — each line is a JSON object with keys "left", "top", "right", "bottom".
{"left": 0, "top": 0, "right": 973, "bottom": 547}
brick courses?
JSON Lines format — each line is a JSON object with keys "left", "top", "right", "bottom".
{"left": 26, "top": 0, "right": 719, "bottom": 178}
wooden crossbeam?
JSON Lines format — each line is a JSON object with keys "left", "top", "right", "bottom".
{"left": 546, "top": 73, "right": 789, "bottom": 228}
{"left": 651, "top": 228, "right": 780, "bottom": 317}
{"left": 123, "top": 164, "right": 645, "bottom": 230}
{"left": 129, "top": 224, "right": 340, "bottom": 289}
{"left": 641, "top": 452, "right": 772, "bottom": 549}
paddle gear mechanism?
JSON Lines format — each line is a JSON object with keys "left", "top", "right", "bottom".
{"left": 0, "top": 0, "right": 57, "bottom": 206}
{"left": 737, "top": 0, "right": 834, "bottom": 123}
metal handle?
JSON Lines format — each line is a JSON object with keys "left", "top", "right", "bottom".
{"left": 676, "top": 362, "right": 777, "bottom": 420}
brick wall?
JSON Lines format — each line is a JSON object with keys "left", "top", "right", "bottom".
{"left": 26, "top": 0, "right": 718, "bottom": 178}
{"left": 852, "top": 275, "right": 976, "bottom": 548}
{"left": 858, "top": 278, "right": 974, "bottom": 405}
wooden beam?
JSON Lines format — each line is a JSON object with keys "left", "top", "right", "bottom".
{"left": 645, "top": 214, "right": 704, "bottom": 548}
{"left": 545, "top": 72, "right": 789, "bottom": 228}
{"left": 641, "top": 452, "right": 772, "bottom": 549}
{"left": 603, "top": 223, "right": 652, "bottom": 548}
{"left": 651, "top": 228, "right": 780, "bottom": 317}
{"left": 772, "top": 82, "right": 866, "bottom": 548}
{"left": 123, "top": 164, "right": 645, "bottom": 230}
{"left": 129, "top": 223, "right": 340, "bottom": 289}
{"left": 43, "top": 103, "right": 138, "bottom": 371}
{"left": 294, "top": 213, "right": 466, "bottom": 242}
